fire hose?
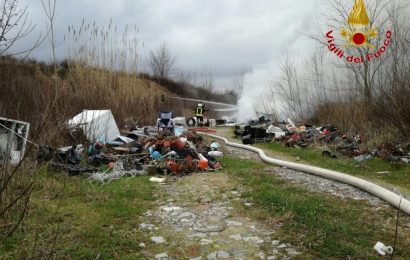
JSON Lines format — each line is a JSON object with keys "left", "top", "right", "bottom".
{"left": 204, "top": 133, "right": 410, "bottom": 216}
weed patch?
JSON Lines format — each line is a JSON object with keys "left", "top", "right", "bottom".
{"left": 0, "top": 169, "right": 157, "bottom": 259}
{"left": 258, "top": 142, "right": 410, "bottom": 193}
{"left": 220, "top": 157, "right": 410, "bottom": 258}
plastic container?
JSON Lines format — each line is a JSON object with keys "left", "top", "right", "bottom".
{"left": 167, "top": 161, "right": 180, "bottom": 173}
{"left": 107, "top": 162, "right": 115, "bottom": 169}
{"left": 151, "top": 151, "right": 162, "bottom": 160}
{"left": 173, "top": 138, "right": 186, "bottom": 149}
{"left": 198, "top": 153, "right": 207, "bottom": 161}
{"left": 242, "top": 134, "right": 253, "bottom": 145}
{"left": 210, "top": 141, "right": 221, "bottom": 150}
{"left": 208, "top": 160, "right": 221, "bottom": 169}
{"left": 174, "top": 128, "right": 184, "bottom": 136}
{"left": 208, "top": 151, "right": 223, "bottom": 157}
{"left": 374, "top": 242, "right": 393, "bottom": 256}
{"left": 198, "top": 159, "right": 209, "bottom": 170}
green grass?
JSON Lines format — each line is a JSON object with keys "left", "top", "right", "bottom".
{"left": 2, "top": 154, "right": 409, "bottom": 259}
{"left": 221, "top": 127, "right": 410, "bottom": 193}
{"left": 0, "top": 167, "right": 158, "bottom": 259}
{"left": 221, "top": 157, "right": 410, "bottom": 259}
{"left": 257, "top": 142, "right": 410, "bottom": 193}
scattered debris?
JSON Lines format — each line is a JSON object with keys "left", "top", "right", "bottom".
{"left": 377, "top": 171, "right": 391, "bottom": 174}
{"left": 373, "top": 241, "right": 393, "bottom": 256}
{"left": 266, "top": 125, "right": 286, "bottom": 139}
{"left": 49, "top": 163, "right": 97, "bottom": 175}
{"left": 322, "top": 150, "right": 337, "bottom": 159}
{"left": 149, "top": 177, "right": 166, "bottom": 183}
{"left": 38, "top": 110, "right": 223, "bottom": 182}
{"left": 354, "top": 154, "right": 373, "bottom": 162}
{"left": 89, "top": 160, "right": 145, "bottom": 183}
{"left": 0, "top": 116, "right": 30, "bottom": 165}
{"left": 234, "top": 120, "right": 410, "bottom": 164}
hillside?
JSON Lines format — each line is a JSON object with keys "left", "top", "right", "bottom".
{"left": 0, "top": 58, "right": 232, "bottom": 146}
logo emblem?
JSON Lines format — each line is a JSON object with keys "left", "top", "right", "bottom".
{"left": 325, "top": 0, "right": 392, "bottom": 63}
{"left": 340, "top": 0, "right": 377, "bottom": 48}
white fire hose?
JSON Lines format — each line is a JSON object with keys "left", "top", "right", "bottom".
{"left": 204, "top": 133, "right": 410, "bottom": 216}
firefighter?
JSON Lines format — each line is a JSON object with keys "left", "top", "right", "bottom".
{"left": 195, "top": 104, "right": 205, "bottom": 125}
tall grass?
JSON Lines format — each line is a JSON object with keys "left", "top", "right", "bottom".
{"left": 66, "top": 19, "right": 140, "bottom": 72}
{"left": 0, "top": 20, "right": 238, "bottom": 146}
{"left": 0, "top": 56, "right": 175, "bottom": 146}
{"left": 0, "top": 159, "right": 34, "bottom": 241}
{"left": 220, "top": 157, "right": 410, "bottom": 258}
{"left": 0, "top": 21, "right": 171, "bottom": 145}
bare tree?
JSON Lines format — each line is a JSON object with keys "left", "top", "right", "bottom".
{"left": 148, "top": 42, "right": 177, "bottom": 78}
{"left": 372, "top": 0, "right": 410, "bottom": 136}
{"left": 199, "top": 69, "right": 214, "bottom": 92}
{"left": 274, "top": 56, "right": 311, "bottom": 121}
{"left": 310, "top": 0, "right": 401, "bottom": 105}
{"left": 176, "top": 70, "right": 195, "bottom": 85}
{"left": 261, "top": 84, "right": 280, "bottom": 122}
{"left": 195, "top": 69, "right": 214, "bottom": 100}
{"left": 0, "top": 0, "right": 42, "bottom": 57}
{"left": 281, "top": 0, "right": 410, "bottom": 133}
{"left": 231, "top": 68, "right": 247, "bottom": 97}
{"left": 41, "top": 0, "right": 57, "bottom": 74}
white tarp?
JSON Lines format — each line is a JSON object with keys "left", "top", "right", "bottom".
{"left": 267, "top": 125, "right": 286, "bottom": 139}
{"left": 69, "top": 110, "right": 120, "bottom": 143}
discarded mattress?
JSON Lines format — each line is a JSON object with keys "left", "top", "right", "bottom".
{"left": 68, "top": 110, "right": 120, "bottom": 143}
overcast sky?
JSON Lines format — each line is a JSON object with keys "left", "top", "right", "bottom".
{"left": 15, "top": 0, "right": 326, "bottom": 90}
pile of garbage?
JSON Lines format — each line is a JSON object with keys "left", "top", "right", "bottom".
{"left": 38, "top": 131, "right": 223, "bottom": 183}
{"left": 235, "top": 119, "right": 410, "bottom": 164}
{"left": 37, "top": 110, "right": 223, "bottom": 183}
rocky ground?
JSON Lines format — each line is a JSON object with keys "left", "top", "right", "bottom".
{"left": 138, "top": 171, "right": 300, "bottom": 259}
{"left": 134, "top": 142, "right": 406, "bottom": 259}
{"left": 224, "top": 145, "right": 387, "bottom": 207}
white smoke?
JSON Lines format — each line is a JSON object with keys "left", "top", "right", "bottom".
{"left": 235, "top": 0, "right": 324, "bottom": 123}
{"left": 236, "top": 62, "right": 274, "bottom": 123}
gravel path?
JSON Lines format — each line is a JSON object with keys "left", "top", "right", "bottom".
{"left": 137, "top": 172, "right": 300, "bottom": 259}
{"left": 135, "top": 129, "right": 410, "bottom": 259}
{"left": 223, "top": 142, "right": 388, "bottom": 207}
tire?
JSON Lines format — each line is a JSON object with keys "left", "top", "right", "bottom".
{"left": 187, "top": 118, "right": 196, "bottom": 127}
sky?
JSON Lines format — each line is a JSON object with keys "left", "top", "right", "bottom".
{"left": 13, "top": 0, "right": 327, "bottom": 120}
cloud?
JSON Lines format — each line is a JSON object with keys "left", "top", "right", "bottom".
{"left": 13, "top": 0, "right": 323, "bottom": 92}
